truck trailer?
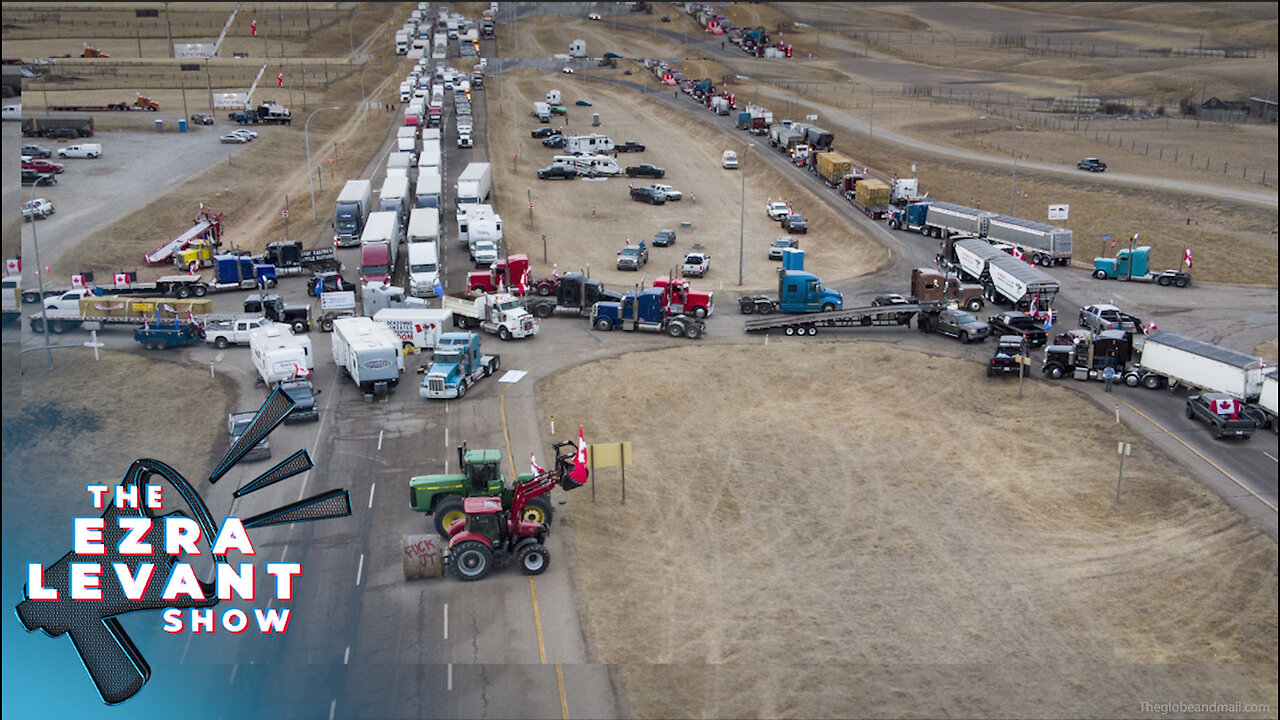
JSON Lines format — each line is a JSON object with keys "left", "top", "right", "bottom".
{"left": 985, "top": 214, "right": 1073, "bottom": 267}
{"left": 1125, "top": 332, "right": 1265, "bottom": 401}
{"left": 334, "top": 180, "right": 373, "bottom": 247}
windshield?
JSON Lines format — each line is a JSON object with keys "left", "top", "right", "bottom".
{"left": 496, "top": 300, "right": 519, "bottom": 312}
{"left": 955, "top": 313, "right": 977, "bottom": 324}
{"left": 364, "top": 265, "right": 389, "bottom": 276}
{"left": 410, "top": 263, "right": 436, "bottom": 273}
{"left": 434, "top": 352, "right": 460, "bottom": 363}
{"left": 283, "top": 387, "right": 313, "bottom": 402}
{"left": 476, "top": 243, "right": 495, "bottom": 253}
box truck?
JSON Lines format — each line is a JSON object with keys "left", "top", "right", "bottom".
{"left": 360, "top": 211, "right": 402, "bottom": 285}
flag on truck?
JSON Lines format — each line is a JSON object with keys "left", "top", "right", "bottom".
{"left": 1184, "top": 246, "right": 1193, "bottom": 268}
{"left": 569, "top": 426, "right": 589, "bottom": 485}
{"left": 1042, "top": 309, "right": 1054, "bottom": 333}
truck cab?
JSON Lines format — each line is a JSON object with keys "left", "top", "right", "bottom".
{"left": 421, "top": 332, "right": 500, "bottom": 399}
{"left": 1042, "top": 329, "right": 1133, "bottom": 380}
{"left": 910, "top": 267, "right": 983, "bottom": 312}
{"left": 526, "top": 273, "right": 622, "bottom": 318}
{"left": 227, "top": 412, "right": 271, "bottom": 461}
{"left": 244, "top": 294, "right": 311, "bottom": 333}
{"left": 652, "top": 276, "right": 714, "bottom": 318}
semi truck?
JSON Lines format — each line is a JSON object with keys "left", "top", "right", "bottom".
{"left": 254, "top": 241, "right": 340, "bottom": 276}
{"left": 415, "top": 168, "right": 443, "bottom": 215}
{"left": 22, "top": 117, "right": 95, "bottom": 138}
{"left": 360, "top": 211, "right": 402, "bottom": 285}
{"left": 331, "top": 316, "right": 404, "bottom": 397}
{"left": 456, "top": 162, "right": 492, "bottom": 209}
{"left": 1041, "top": 329, "right": 1135, "bottom": 381}
{"left": 334, "top": 180, "right": 373, "bottom": 247}
{"left": 1092, "top": 241, "right": 1191, "bottom": 287}
{"left": 985, "top": 215, "right": 1073, "bottom": 267}
{"left": 49, "top": 94, "right": 159, "bottom": 112}
{"left": 887, "top": 199, "right": 934, "bottom": 232}
{"left": 442, "top": 291, "right": 540, "bottom": 341}
{"left": 813, "top": 151, "right": 852, "bottom": 187}
{"left": 801, "top": 124, "right": 834, "bottom": 150}
{"left": 242, "top": 294, "right": 313, "bottom": 333}
{"left": 249, "top": 325, "right": 314, "bottom": 385}
{"left": 30, "top": 296, "right": 213, "bottom": 334}
{"left": 378, "top": 175, "right": 411, "bottom": 225}
{"left": 591, "top": 288, "right": 706, "bottom": 338}
{"left": 850, "top": 178, "right": 892, "bottom": 219}
{"left": 738, "top": 249, "right": 843, "bottom": 314}
{"left": 1124, "top": 332, "right": 1265, "bottom": 401}
{"left": 420, "top": 332, "right": 501, "bottom": 399}
{"left": 372, "top": 308, "right": 453, "bottom": 352}
{"left": 525, "top": 273, "right": 623, "bottom": 318}
{"left": 652, "top": 276, "right": 714, "bottom": 318}
{"left": 1248, "top": 370, "right": 1278, "bottom": 431}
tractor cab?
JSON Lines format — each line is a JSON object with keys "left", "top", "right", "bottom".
{"left": 460, "top": 446, "right": 508, "bottom": 493}
{"left": 461, "top": 496, "right": 506, "bottom": 543}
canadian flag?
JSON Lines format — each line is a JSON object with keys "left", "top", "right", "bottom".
{"left": 1011, "top": 246, "right": 1024, "bottom": 261}
{"left": 293, "top": 363, "right": 312, "bottom": 379}
{"left": 552, "top": 263, "right": 559, "bottom": 280}
{"left": 71, "top": 274, "right": 85, "bottom": 288}
{"left": 569, "top": 426, "right": 589, "bottom": 485}
{"left": 278, "top": 73, "right": 284, "bottom": 88}
{"left": 4, "top": 258, "right": 19, "bottom": 274}
{"left": 1183, "top": 246, "right": 1193, "bottom": 269}
{"left": 251, "top": 19, "right": 257, "bottom": 37}
{"left": 115, "top": 272, "right": 130, "bottom": 287}
{"left": 518, "top": 267, "right": 529, "bottom": 295}
{"left": 1212, "top": 397, "right": 1238, "bottom": 416}
{"left": 530, "top": 451, "right": 545, "bottom": 477}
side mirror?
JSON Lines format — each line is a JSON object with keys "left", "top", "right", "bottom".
{"left": 313, "top": 388, "right": 322, "bottom": 395}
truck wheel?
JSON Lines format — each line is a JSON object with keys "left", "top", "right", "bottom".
{"left": 522, "top": 497, "right": 553, "bottom": 526}
{"left": 758, "top": 302, "right": 774, "bottom": 315}
{"left": 1185, "top": 403, "right": 1195, "bottom": 419}
{"left": 266, "top": 278, "right": 278, "bottom": 289}
{"left": 1157, "top": 275, "right": 1171, "bottom": 286}
{"left": 193, "top": 284, "right": 208, "bottom": 297}
{"left": 1124, "top": 373, "right": 1139, "bottom": 387}
{"left": 686, "top": 324, "right": 703, "bottom": 339}
{"left": 292, "top": 320, "right": 306, "bottom": 334}
{"left": 498, "top": 326, "right": 511, "bottom": 341}
{"left": 537, "top": 284, "right": 552, "bottom": 296}
{"left": 1094, "top": 270, "right": 1108, "bottom": 280}
{"left": 517, "top": 543, "right": 550, "bottom": 576}
{"left": 456, "top": 381, "right": 467, "bottom": 398}
{"left": 450, "top": 540, "right": 493, "bottom": 581}
{"left": 965, "top": 298, "right": 983, "bottom": 312}
{"left": 1046, "top": 364, "right": 1064, "bottom": 379}
{"left": 215, "top": 337, "right": 229, "bottom": 349}
{"left": 693, "top": 306, "right": 708, "bottom": 318}
{"left": 739, "top": 300, "right": 754, "bottom": 315}
{"left": 433, "top": 497, "right": 467, "bottom": 537}
{"left": 821, "top": 303, "right": 835, "bottom": 313}
{"left": 533, "top": 303, "right": 552, "bottom": 319}
{"left": 668, "top": 322, "right": 684, "bottom": 337}
{"left": 1174, "top": 276, "right": 1189, "bottom": 288}
{"left": 784, "top": 326, "right": 796, "bottom": 336}
{"left": 1037, "top": 255, "right": 1052, "bottom": 267}
{"left": 51, "top": 320, "right": 67, "bottom": 334}
{"left": 470, "top": 285, "right": 487, "bottom": 293}
{"left": 321, "top": 318, "right": 335, "bottom": 332}
{"left": 176, "top": 285, "right": 192, "bottom": 299}
{"left": 594, "top": 317, "right": 612, "bottom": 331}
{"left": 1143, "top": 374, "right": 1162, "bottom": 390}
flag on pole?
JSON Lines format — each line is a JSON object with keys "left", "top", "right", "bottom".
{"left": 569, "top": 426, "right": 589, "bottom": 485}
{"left": 251, "top": 18, "right": 258, "bottom": 37}
{"left": 552, "top": 263, "right": 559, "bottom": 280}
{"left": 1042, "top": 308, "right": 1054, "bottom": 333}
{"left": 1142, "top": 322, "right": 1157, "bottom": 336}
{"left": 1011, "top": 246, "right": 1024, "bottom": 261}
{"left": 277, "top": 73, "right": 284, "bottom": 88}
{"left": 1183, "top": 246, "right": 1193, "bottom": 269}
{"left": 531, "top": 452, "right": 545, "bottom": 477}
{"left": 518, "top": 267, "right": 529, "bottom": 295}
{"left": 1028, "top": 293, "right": 1039, "bottom": 318}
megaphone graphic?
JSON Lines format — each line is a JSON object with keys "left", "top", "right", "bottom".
{"left": 15, "top": 458, "right": 222, "bottom": 705}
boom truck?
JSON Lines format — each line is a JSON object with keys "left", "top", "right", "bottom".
{"left": 1093, "top": 237, "right": 1191, "bottom": 287}
{"left": 409, "top": 440, "right": 576, "bottom": 537}
{"left": 333, "top": 180, "right": 373, "bottom": 247}
{"left": 441, "top": 291, "right": 540, "bottom": 341}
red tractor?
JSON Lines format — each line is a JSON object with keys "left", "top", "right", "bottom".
{"left": 446, "top": 440, "right": 586, "bottom": 581}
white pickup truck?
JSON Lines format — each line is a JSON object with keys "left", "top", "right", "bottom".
{"left": 205, "top": 316, "right": 279, "bottom": 349}
{"left": 681, "top": 252, "right": 711, "bottom": 278}
{"left": 442, "top": 291, "right": 539, "bottom": 341}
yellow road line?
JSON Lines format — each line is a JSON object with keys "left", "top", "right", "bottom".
{"left": 529, "top": 576, "right": 547, "bottom": 663}
{"left": 1118, "top": 399, "right": 1277, "bottom": 512}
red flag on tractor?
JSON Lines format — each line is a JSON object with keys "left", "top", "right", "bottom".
{"left": 570, "top": 427, "right": 589, "bottom": 484}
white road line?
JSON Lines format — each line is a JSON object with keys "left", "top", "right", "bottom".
{"left": 378, "top": 429, "right": 384, "bottom": 451}
{"left": 1264, "top": 451, "right": 1278, "bottom": 463}
{"left": 447, "top": 663, "right": 453, "bottom": 692}
{"left": 356, "top": 553, "right": 365, "bottom": 586}
{"left": 443, "top": 603, "right": 449, "bottom": 640}
{"left": 343, "top": 647, "right": 350, "bottom": 665}
{"left": 368, "top": 483, "right": 376, "bottom": 509}
{"left": 444, "top": 426, "right": 449, "bottom": 448}
{"left": 180, "top": 631, "right": 193, "bottom": 664}
{"left": 329, "top": 699, "right": 336, "bottom": 720}
{"left": 229, "top": 663, "right": 238, "bottom": 685}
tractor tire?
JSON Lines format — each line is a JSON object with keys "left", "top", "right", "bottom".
{"left": 758, "top": 302, "right": 774, "bottom": 315}
{"left": 594, "top": 317, "right": 612, "bottom": 331}
{"left": 266, "top": 278, "right": 278, "bottom": 289}
{"left": 537, "top": 284, "right": 552, "bottom": 296}
{"left": 1037, "top": 254, "right": 1052, "bottom": 267}
{"left": 517, "top": 543, "right": 550, "bottom": 576}
{"left": 668, "top": 322, "right": 684, "bottom": 338}
{"left": 1124, "top": 373, "right": 1140, "bottom": 388}
{"left": 1174, "top": 276, "right": 1189, "bottom": 288}
{"left": 521, "top": 496, "right": 553, "bottom": 526}
{"left": 451, "top": 540, "right": 494, "bottom": 581}
{"left": 320, "top": 318, "right": 335, "bottom": 332}
{"left": 1094, "top": 270, "right": 1109, "bottom": 280}
{"left": 193, "top": 284, "right": 209, "bottom": 297}
{"left": 433, "top": 497, "right": 467, "bottom": 538}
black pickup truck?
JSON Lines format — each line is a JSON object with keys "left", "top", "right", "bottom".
{"left": 1186, "top": 393, "right": 1256, "bottom": 439}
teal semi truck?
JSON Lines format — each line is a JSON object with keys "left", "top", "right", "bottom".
{"left": 1093, "top": 238, "right": 1191, "bottom": 287}
{"left": 738, "top": 248, "right": 843, "bottom": 314}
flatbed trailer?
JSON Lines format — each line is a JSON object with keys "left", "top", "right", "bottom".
{"left": 743, "top": 302, "right": 930, "bottom": 336}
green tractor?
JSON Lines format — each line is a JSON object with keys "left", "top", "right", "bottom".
{"left": 410, "top": 441, "right": 574, "bottom": 537}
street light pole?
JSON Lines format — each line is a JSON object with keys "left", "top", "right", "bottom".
{"left": 1010, "top": 125, "right": 1021, "bottom": 215}
{"left": 738, "top": 142, "right": 754, "bottom": 286}
{"left": 306, "top": 106, "right": 341, "bottom": 221}
{"left": 359, "top": 60, "right": 369, "bottom": 138}
{"left": 29, "top": 182, "right": 53, "bottom": 369}
{"left": 348, "top": 9, "right": 372, "bottom": 59}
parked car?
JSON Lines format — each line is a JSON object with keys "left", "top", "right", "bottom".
{"left": 531, "top": 127, "right": 557, "bottom": 138}
{"left": 22, "top": 159, "right": 64, "bottom": 174}
{"left": 766, "top": 200, "right": 791, "bottom": 221}
{"left": 1186, "top": 393, "right": 1256, "bottom": 439}
{"left": 652, "top": 229, "right": 677, "bottom": 247}
{"left": 922, "top": 309, "right": 989, "bottom": 343}
{"left": 189, "top": 113, "right": 215, "bottom": 125}
{"left": 21, "top": 169, "right": 57, "bottom": 187}
{"left": 987, "top": 310, "right": 1048, "bottom": 346}
{"left": 649, "top": 184, "right": 681, "bottom": 201}
{"left": 230, "top": 128, "right": 258, "bottom": 140}
{"left": 630, "top": 186, "right": 666, "bottom": 205}
{"left": 681, "top": 252, "right": 711, "bottom": 278}
{"left": 625, "top": 163, "right": 665, "bottom": 178}
{"left": 575, "top": 100, "right": 593, "bottom": 106}
{"left": 616, "top": 244, "right": 649, "bottom": 270}
{"left": 782, "top": 214, "right": 808, "bottom": 234}
{"left": 537, "top": 164, "right": 578, "bottom": 180}
{"left": 21, "top": 144, "right": 53, "bottom": 158}
{"left": 722, "top": 150, "right": 738, "bottom": 169}
{"left": 988, "top": 336, "right": 1028, "bottom": 377}
{"left": 615, "top": 141, "right": 646, "bottom": 153}
{"left": 1077, "top": 157, "right": 1107, "bottom": 172}
{"left": 220, "top": 133, "right": 250, "bottom": 144}
{"left": 769, "top": 236, "right": 798, "bottom": 260}
{"left": 57, "top": 143, "right": 102, "bottom": 159}
{"left": 588, "top": 12, "right": 602, "bottom": 20}
{"left": 1079, "top": 303, "right": 1140, "bottom": 333}
{"left": 542, "top": 134, "right": 565, "bottom": 149}
{"left": 22, "top": 198, "right": 55, "bottom": 222}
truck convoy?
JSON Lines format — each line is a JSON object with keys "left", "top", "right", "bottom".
{"left": 890, "top": 201, "right": 1073, "bottom": 266}
{"left": 1092, "top": 240, "right": 1191, "bottom": 287}
{"left": 591, "top": 287, "right": 707, "bottom": 338}
{"left": 442, "top": 292, "right": 540, "bottom": 341}
{"left": 331, "top": 316, "right": 404, "bottom": 397}
{"left": 334, "top": 180, "right": 373, "bottom": 247}
{"left": 1124, "top": 332, "right": 1266, "bottom": 403}
{"left": 420, "top": 332, "right": 501, "bottom": 400}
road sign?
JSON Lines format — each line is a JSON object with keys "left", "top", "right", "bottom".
{"left": 1048, "top": 204, "right": 1069, "bottom": 220}
{"left": 281, "top": 209, "right": 289, "bottom": 218}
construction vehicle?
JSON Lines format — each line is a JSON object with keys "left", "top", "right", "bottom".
{"left": 1092, "top": 238, "right": 1191, "bottom": 287}
{"left": 30, "top": 297, "right": 213, "bottom": 334}
{"left": 442, "top": 441, "right": 588, "bottom": 580}
{"left": 134, "top": 320, "right": 205, "bottom": 350}
{"left": 144, "top": 209, "right": 223, "bottom": 265}
{"left": 738, "top": 249, "right": 842, "bottom": 315}
{"left": 410, "top": 440, "right": 576, "bottom": 537}
{"left": 592, "top": 287, "right": 706, "bottom": 338}
{"left": 420, "top": 332, "right": 501, "bottom": 400}
{"left": 442, "top": 291, "right": 540, "bottom": 341}
{"left": 525, "top": 273, "right": 623, "bottom": 318}
{"left": 1042, "top": 329, "right": 1134, "bottom": 381}
{"left": 49, "top": 94, "right": 159, "bottom": 112}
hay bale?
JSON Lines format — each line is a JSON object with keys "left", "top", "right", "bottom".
{"left": 402, "top": 534, "right": 444, "bottom": 580}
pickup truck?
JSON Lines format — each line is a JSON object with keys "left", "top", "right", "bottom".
{"left": 1079, "top": 304, "right": 1141, "bottom": 334}
{"left": 1186, "top": 393, "right": 1256, "bottom": 439}
{"left": 227, "top": 411, "right": 271, "bottom": 461}
{"left": 681, "top": 252, "right": 711, "bottom": 278}
{"left": 919, "top": 308, "right": 989, "bottom": 343}
{"left": 987, "top": 335, "right": 1028, "bottom": 377}
{"left": 135, "top": 322, "right": 205, "bottom": 350}
{"left": 279, "top": 379, "right": 320, "bottom": 423}
{"left": 617, "top": 244, "right": 649, "bottom": 270}
{"left": 205, "top": 317, "right": 279, "bottom": 348}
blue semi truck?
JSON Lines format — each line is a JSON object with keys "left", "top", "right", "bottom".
{"left": 738, "top": 248, "right": 843, "bottom": 315}
{"left": 590, "top": 287, "right": 706, "bottom": 338}
{"left": 1093, "top": 238, "right": 1191, "bottom": 287}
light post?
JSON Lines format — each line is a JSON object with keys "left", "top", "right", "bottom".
{"left": 28, "top": 182, "right": 53, "bottom": 368}
{"left": 738, "top": 142, "right": 754, "bottom": 286}
{"left": 306, "top": 106, "right": 341, "bottom": 221}
{"left": 359, "top": 59, "right": 370, "bottom": 138}
{"left": 1009, "top": 125, "right": 1021, "bottom": 215}
{"left": 348, "top": 9, "right": 373, "bottom": 59}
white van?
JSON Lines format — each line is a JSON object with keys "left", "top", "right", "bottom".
{"left": 57, "top": 143, "right": 103, "bottom": 159}
{"left": 407, "top": 240, "right": 440, "bottom": 297}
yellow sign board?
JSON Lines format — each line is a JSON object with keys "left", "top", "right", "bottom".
{"left": 587, "top": 442, "right": 631, "bottom": 468}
